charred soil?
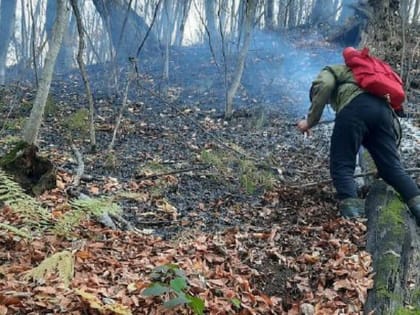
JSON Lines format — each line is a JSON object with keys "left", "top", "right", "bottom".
{"left": 0, "top": 44, "right": 419, "bottom": 313}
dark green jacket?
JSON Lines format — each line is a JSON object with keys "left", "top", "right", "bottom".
{"left": 307, "top": 64, "right": 364, "bottom": 128}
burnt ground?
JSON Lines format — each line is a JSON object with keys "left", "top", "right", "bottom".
{"left": 1, "top": 38, "right": 419, "bottom": 312}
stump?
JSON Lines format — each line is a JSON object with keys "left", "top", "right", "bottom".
{"left": 364, "top": 180, "right": 420, "bottom": 313}
{"left": 0, "top": 142, "right": 56, "bottom": 196}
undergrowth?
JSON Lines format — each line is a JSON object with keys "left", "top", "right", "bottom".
{"left": 200, "top": 147, "right": 276, "bottom": 194}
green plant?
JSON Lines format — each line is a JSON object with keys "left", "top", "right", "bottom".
{"left": 395, "top": 308, "right": 420, "bottom": 315}
{"left": 252, "top": 107, "right": 266, "bottom": 130}
{"left": 53, "top": 196, "right": 122, "bottom": 236}
{"left": 142, "top": 264, "right": 205, "bottom": 314}
{"left": 1, "top": 117, "right": 25, "bottom": 132}
{"left": 200, "top": 148, "right": 276, "bottom": 194}
{"left": 44, "top": 94, "right": 57, "bottom": 116}
{"left": 63, "top": 108, "right": 89, "bottom": 137}
{"left": 0, "top": 164, "right": 124, "bottom": 238}
{"left": 24, "top": 250, "right": 74, "bottom": 288}
{"left": 0, "top": 167, "right": 51, "bottom": 231}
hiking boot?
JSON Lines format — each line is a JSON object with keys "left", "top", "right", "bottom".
{"left": 407, "top": 195, "right": 420, "bottom": 226}
{"left": 339, "top": 198, "right": 365, "bottom": 218}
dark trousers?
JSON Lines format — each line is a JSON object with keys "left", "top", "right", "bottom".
{"left": 330, "top": 93, "right": 420, "bottom": 202}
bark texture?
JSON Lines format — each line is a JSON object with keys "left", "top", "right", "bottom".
{"left": 225, "top": 0, "right": 257, "bottom": 119}
{"left": 91, "top": 0, "right": 157, "bottom": 60}
{"left": 0, "top": 0, "right": 17, "bottom": 84}
{"left": 364, "top": 179, "right": 420, "bottom": 313}
{"left": 23, "top": 0, "right": 70, "bottom": 144}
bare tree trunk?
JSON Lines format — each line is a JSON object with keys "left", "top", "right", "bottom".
{"left": 265, "top": 0, "right": 275, "bottom": 29}
{"left": 135, "top": 0, "right": 162, "bottom": 58}
{"left": 225, "top": 0, "right": 256, "bottom": 119}
{"left": 108, "top": 59, "right": 137, "bottom": 153}
{"left": 400, "top": 0, "right": 408, "bottom": 79}
{"left": 413, "top": 0, "right": 420, "bottom": 22}
{"left": 23, "top": 0, "right": 70, "bottom": 145}
{"left": 205, "top": 1, "right": 217, "bottom": 41}
{"left": 0, "top": 0, "right": 17, "bottom": 85}
{"left": 70, "top": 0, "right": 96, "bottom": 151}
{"left": 161, "top": 0, "right": 175, "bottom": 95}
{"left": 19, "top": 0, "right": 29, "bottom": 76}
{"left": 176, "top": 0, "right": 191, "bottom": 46}
{"left": 92, "top": 0, "right": 158, "bottom": 61}
{"left": 29, "top": 0, "right": 39, "bottom": 87}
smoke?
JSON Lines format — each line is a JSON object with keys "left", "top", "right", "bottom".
{"left": 241, "top": 29, "right": 342, "bottom": 118}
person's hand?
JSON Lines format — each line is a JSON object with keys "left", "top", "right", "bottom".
{"left": 297, "top": 119, "right": 310, "bottom": 134}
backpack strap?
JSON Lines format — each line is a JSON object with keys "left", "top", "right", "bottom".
{"left": 324, "top": 66, "right": 356, "bottom": 86}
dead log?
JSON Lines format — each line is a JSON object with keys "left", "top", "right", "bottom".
{"left": 0, "top": 141, "right": 56, "bottom": 196}
{"left": 364, "top": 179, "right": 420, "bottom": 313}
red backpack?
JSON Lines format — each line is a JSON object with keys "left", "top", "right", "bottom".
{"left": 342, "top": 47, "right": 405, "bottom": 111}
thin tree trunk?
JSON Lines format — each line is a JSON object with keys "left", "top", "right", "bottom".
{"left": 265, "top": 0, "right": 274, "bottom": 29}
{"left": 19, "top": 0, "right": 29, "bottom": 76}
{"left": 116, "top": 0, "right": 134, "bottom": 60}
{"left": 176, "top": 0, "right": 191, "bottom": 46}
{"left": 225, "top": 0, "right": 256, "bottom": 119}
{"left": 136, "top": 0, "right": 162, "bottom": 57}
{"left": 108, "top": 59, "right": 137, "bottom": 152}
{"left": 400, "top": 0, "right": 408, "bottom": 79}
{"left": 29, "top": 0, "right": 39, "bottom": 87}
{"left": 0, "top": 0, "right": 17, "bottom": 85}
{"left": 205, "top": 1, "right": 217, "bottom": 41}
{"left": 23, "top": 0, "right": 70, "bottom": 145}
{"left": 413, "top": 0, "right": 420, "bottom": 22}
{"left": 70, "top": 0, "right": 96, "bottom": 151}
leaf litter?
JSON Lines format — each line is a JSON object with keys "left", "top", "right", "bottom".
{"left": 1, "top": 46, "right": 419, "bottom": 314}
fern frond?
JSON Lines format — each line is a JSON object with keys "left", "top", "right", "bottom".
{"left": 0, "top": 168, "right": 51, "bottom": 229}
{"left": 53, "top": 196, "right": 122, "bottom": 236}
{"left": 0, "top": 222, "right": 31, "bottom": 238}
{"left": 70, "top": 196, "right": 122, "bottom": 217}
{"left": 24, "top": 250, "right": 74, "bottom": 288}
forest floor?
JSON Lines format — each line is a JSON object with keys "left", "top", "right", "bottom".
{"left": 1, "top": 39, "right": 420, "bottom": 314}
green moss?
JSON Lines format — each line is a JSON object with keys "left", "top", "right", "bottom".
{"left": 63, "top": 108, "right": 89, "bottom": 136}
{"left": 378, "top": 198, "right": 405, "bottom": 236}
{"left": 44, "top": 94, "right": 57, "bottom": 116}
{"left": 252, "top": 108, "right": 266, "bottom": 130}
{"left": 375, "top": 253, "right": 400, "bottom": 297}
{"left": 104, "top": 152, "right": 117, "bottom": 170}
{"left": 200, "top": 149, "right": 226, "bottom": 171}
{"left": 395, "top": 308, "right": 420, "bottom": 315}
{"left": 1, "top": 117, "right": 25, "bottom": 131}
{"left": 0, "top": 141, "right": 28, "bottom": 167}
{"left": 374, "top": 197, "right": 408, "bottom": 309}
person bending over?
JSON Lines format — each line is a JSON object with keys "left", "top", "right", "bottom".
{"left": 297, "top": 64, "right": 420, "bottom": 224}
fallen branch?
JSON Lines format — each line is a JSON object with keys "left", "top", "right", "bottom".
{"left": 364, "top": 180, "right": 420, "bottom": 312}
{"left": 57, "top": 166, "right": 104, "bottom": 182}
{"left": 136, "top": 165, "right": 210, "bottom": 180}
